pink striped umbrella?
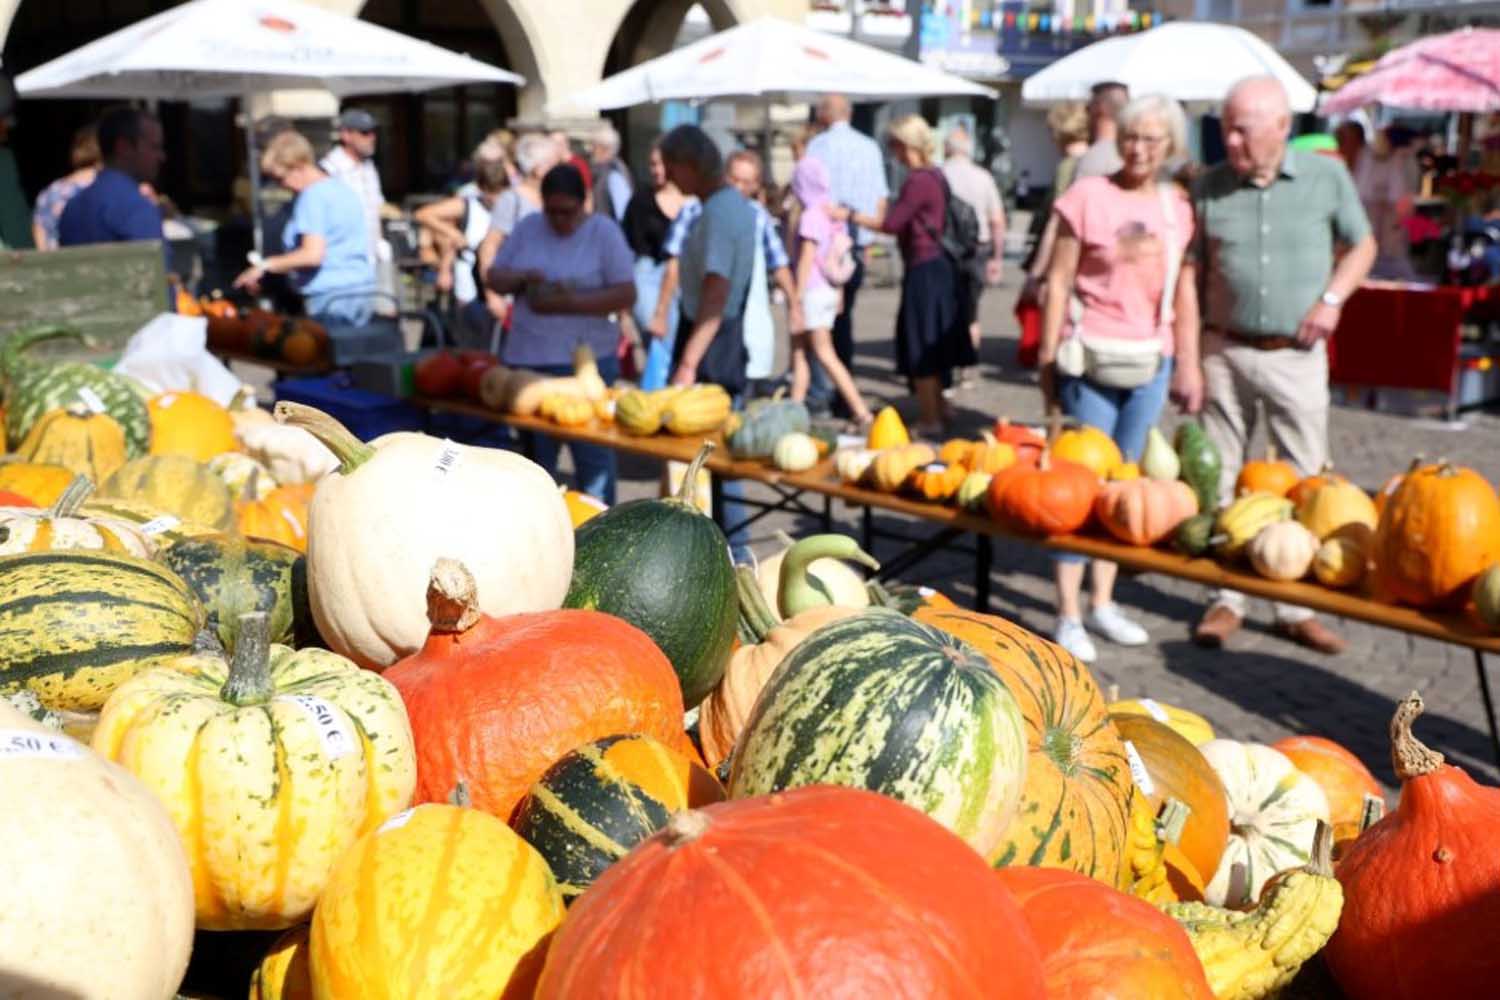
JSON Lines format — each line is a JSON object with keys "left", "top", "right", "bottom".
{"left": 1322, "top": 27, "right": 1500, "bottom": 114}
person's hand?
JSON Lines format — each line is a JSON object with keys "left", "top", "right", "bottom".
{"left": 484, "top": 290, "right": 509, "bottom": 322}
{"left": 827, "top": 204, "right": 852, "bottom": 223}
{"left": 986, "top": 257, "right": 1003, "bottom": 286}
{"left": 787, "top": 300, "right": 806, "bottom": 334}
{"left": 434, "top": 268, "right": 453, "bottom": 293}
{"left": 527, "top": 281, "right": 573, "bottom": 315}
{"left": 233, "top": 265, "right": 266, "bottom": 294}
{"left": 669, "top": 365, "right": 696, "bottom": 388}
{"left": 1019, "top": 273, "right": 1045, "bottom": 307}
{"left": 1171, "top": 361, "right": 1204, "bottom": 414}
{"left": 1296, "top": 301, "right": 1341, "bottom": 349}
{"left": 646, "top": 311, "right": 669, "bottom": 339}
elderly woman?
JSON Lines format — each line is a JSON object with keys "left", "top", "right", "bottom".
{"left": 32, "top": 125, "right": 100, "bottom": 251}
{"left": 233, "top": 129, "right": 374, "bottom": 326}
{"left": 476, "top": 131, "right": 561, "bottom": 321}
{"left": 832, "top": 114, "right": 972, "bottom": 436}
{"left": 487, "top": 164, "right": 635, "bottom": 502}
{"left": 1038, "top": 94, "right": 1200, "bottom": 663}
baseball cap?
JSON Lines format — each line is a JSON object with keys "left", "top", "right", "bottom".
{"left": 335, "top": 109, "right": 378, "bottom": 132}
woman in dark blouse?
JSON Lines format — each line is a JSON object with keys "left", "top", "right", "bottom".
{"left": 832, "top": 115, "right": 972, "bottom": 436}
{"left": 623, "top": 144, "right": 687, "bottom": 389}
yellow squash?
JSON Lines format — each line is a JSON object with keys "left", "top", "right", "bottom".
{"left": 91, "top": 612, "right": 417, "bottom": 930}
{"left": 101, "top": 454, "right": 237, "bottom": 531}
{"left": 661, "top": 384, "right": 731, "bottom": 435}
{"left": 1214, "top": 492, "right": 1294, "bottom": 561}
{"left": 148, "top": 390, "right": 238, "bottom": 461}
{"left": 870, "top": 443, "right": 937, "bottom": 493}
{"left": 614, "top": 388, "right": 664, "bottom": 435}
{"left": 250, "top": 925, "right": 313, "bottom": 1000}
{"left": 539, "top": 392, "right": 595, "bottom": 428}
{"left": 16, "top": 404, "right": 128, "bottom": 484}
{"left": 867, "top": 405, "right": 910, "bottom": 449}
{"left": 1110, "top": 697, "right": 1217, "bottom": 746}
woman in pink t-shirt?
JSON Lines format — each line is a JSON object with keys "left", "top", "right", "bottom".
{"left": 1038, "top": 93, "right": 1202, "bottom": 665}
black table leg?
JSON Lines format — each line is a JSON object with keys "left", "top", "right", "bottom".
{"left": 822, "top": 494, "right": 833, "bottom": 533}
{"left": 710, "top": 475, "right": 726, "bottom": 534}
{"left": 974, "top": 533, "right": 992, "bottom": 613}
{"left": 1475, "top": 650, "right": 1500, "bottom": 767}
{"left": 861, "top": 504, "right": 873, "bottom": 553}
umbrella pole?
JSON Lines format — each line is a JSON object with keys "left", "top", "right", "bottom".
{"left": 762, "top": 96, "right": 773, "bottom": 181}
{"left": 244, "top": 91, "right": 265, "bottom": 257}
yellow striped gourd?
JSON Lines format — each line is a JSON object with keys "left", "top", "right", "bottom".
{"left": 101, "top": 454, "right": 236, "bottom": 531}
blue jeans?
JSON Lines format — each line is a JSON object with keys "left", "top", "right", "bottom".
{"left": 1055, "top": 358, "right": 1173, "bottom": 565}
{"left": 634, "top": 256, "right": 679, "bottom": 391}
{"left": 524, "top": 355, "right": 619, "bottom": 504}
{"left": 807, "top": 245, "right": 865, "bottom": 413}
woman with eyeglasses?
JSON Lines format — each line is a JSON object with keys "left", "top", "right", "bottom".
{"left": 1036, "top": 93, "right": 1202, "bottom": 665}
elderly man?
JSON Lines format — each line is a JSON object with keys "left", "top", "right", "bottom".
{"left": 1191, "top": 76, "right": 1376, "bottom": 654}
{"left": 589, "top": 122, "right": 633, "bottom": 223}
{"left": 805, "top": 93, "right": 888, "bottom": 415}
{"left": 59, "top": 106, "right": 165, "bottom": 248}
{"left": 942, "top": 127, "right": 1005, "bottom": 361}
{"left": 320, "top": 109, "right": 384, "bottom": 267}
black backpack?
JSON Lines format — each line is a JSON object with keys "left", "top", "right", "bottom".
{"left": 924, "top": 170, "right": 985, "bottom": 287}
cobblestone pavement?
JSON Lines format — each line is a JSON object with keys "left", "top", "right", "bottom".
{"left": 607, "top": 272, "right": 1500, "bottom": 790}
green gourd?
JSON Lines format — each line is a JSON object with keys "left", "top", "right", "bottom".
{"left": 1174, "top": 512, "right": 1218, "bottom": 557}
{"left": 2, "top": 327, "right": 153, "bottom": 457}
{"left": 777, "top": 534, "right": 880, "bottom": 617}
{"left": 726, "top": 394, "right": 811, "bottom": 459}
{"left": 1174, "top": 420, "right": 1223, "bottom": 512}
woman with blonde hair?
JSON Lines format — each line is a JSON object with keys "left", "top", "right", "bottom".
{"left": 32, "top": 125, "right": 101, "bottom": 251}
{"left": 831, "top": 114, "right": 972, "bottom": 435}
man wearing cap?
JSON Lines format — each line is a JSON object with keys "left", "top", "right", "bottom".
{"left": 321, "top": 109, "right": 386, "bottom": 279}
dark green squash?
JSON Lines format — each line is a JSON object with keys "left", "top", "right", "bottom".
{"left": 1175, "top": 420, "right": 1223, "bottom": 513}
{"left": 1174, "top": 512, "right": 1217, "bottom": 556}
{"left": 564, "top": 442, "right": 736, "bottom": 707}
{"left": 160, "top": 534, "right": 317, "bottom": 650}
{"left": 725, "top": 394, "right": 810, "bottom": 459}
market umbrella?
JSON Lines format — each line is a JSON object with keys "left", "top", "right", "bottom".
{"left": 15, "top": 0, "right": 523, "bottom": 249}
{"left": 1020, "top": 21, "right": 1317, "bottom": 113}
{"left": 1321, "top": 28, "right": 1500, "bottom": 115}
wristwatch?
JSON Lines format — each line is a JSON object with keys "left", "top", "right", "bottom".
{"left": 1320, "top": 290, "right": 1343, "bottom": 308}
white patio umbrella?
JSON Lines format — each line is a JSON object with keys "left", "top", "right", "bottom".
{"left": 1021, "top": 22, "right": 1317, "bottom": 113}
{"left": 16, "top": 0, "right": 523, "bottom": 250}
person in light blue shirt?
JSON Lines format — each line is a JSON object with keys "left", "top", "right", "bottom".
{"left": 234, "top": 130, "right": 374, "bottom": 326}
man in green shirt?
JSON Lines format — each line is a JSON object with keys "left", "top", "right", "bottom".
{"left": 1191, "top": 75, "right": 1375, "bottom": 655}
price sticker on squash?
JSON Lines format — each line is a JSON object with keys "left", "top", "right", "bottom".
{"left": 76, "top": 387, "right": 106, "bottom": 414}
{"left": 279, "top": 695, "right": 356, "bottom": 761}
{"left": 1122, "top": 739, "right": 1155, "bottom": 796}
{"left": 0, "top": 729, "right": 86, "bottom": 760}
{"left": 433, "top": 440, "right": 462, "bottom": 477}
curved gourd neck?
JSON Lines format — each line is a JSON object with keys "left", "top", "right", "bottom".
{"left": 777, "top": 533, "right": 880, "bottom": 618}
{"left": 273, "top": 401, "right": 375, "bottom": 474}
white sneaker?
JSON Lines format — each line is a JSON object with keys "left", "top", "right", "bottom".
{"left": 1054, "top": 618, "right": 1098, "bottom": 663}
{"left": 1087, "top": 602, "right": 1150, "bottom": 647}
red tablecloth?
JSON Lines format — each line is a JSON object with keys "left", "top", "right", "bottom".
{"left": 1329, "top": 283, "right": 1471, "bottom": 393}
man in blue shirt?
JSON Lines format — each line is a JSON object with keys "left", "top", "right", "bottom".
{"left": 58, "top": 107, "right": 164, "bottom": 248}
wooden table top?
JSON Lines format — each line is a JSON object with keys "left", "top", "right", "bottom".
{"left": 411, "top": 396, "right": 1500, "bottom": 655}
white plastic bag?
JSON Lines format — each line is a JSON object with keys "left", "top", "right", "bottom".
{"left": 113, "top": 313, "right": 247, "bottom": 405}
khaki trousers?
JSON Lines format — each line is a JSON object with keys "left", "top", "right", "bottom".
{"left": 1200, "top": 330, "right": 1330, "bottom": 624}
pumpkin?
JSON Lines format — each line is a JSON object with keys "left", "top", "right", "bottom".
{"left": 0, "top": 700, "right": 195, "bottom": 1000}
{"left": 1109, "top": 712, "right": 1232, "bottom": 895}
{"left": 565, "top": 442, "right": 736, "bottom": 707}
{"left": 1247, "top": 519, "right": 1320, "bottom": 581}
{"left": 1, "top": 326, "right": 153, "bottom": 456}
{"left": 1325, "top": 693, "right": 1500, "bottom": 1000}
{"left": 101, "top": 453, "right": 236, "bottom": 531}
{"left": 237, "top": 480, "right": 314, "bottom": 552}
{"left": 512, "top": 734, "right": 724, "bottom": 902}
{"left": 698, "top": 566, "right": 859, "bottom": 770}
{"left": 866, "top": 404, "right": 910, "bottom": 448}
{"left": 771, "top": 430, "right": 819, "bottom": 471}
{"left": 1296, "top": 474, "right": 1378, "bottom": 540}
{"left": 869, "top": 442, "right": 936, "bottom": 492}
{"left": 532, "top": 786, "right": 1048, "bottom": 1000}
{"left": 939, "top": 432, "right": 1016, "bottom": 475}
{"left": 661, "top": 384, "right": 732, "bottom": 435}
{"left": 1271, "top": 736, "right": 1383, "bottom": 845}
{"left": 908, "top": 460, "right": 967, "bottom": 502}
{"left": 208, "top": 451, "right": 277, "bottom": 500}
{"left": 387, "top": 559, "right": 693, "bottom": 822}
{"left": 0, "top": 475, "right": 156, "bottom": 557}
{"left": 1175, "top": 420, "right": 1223, "bottom": 512}
{"left": 92, "top": 612, "right": 417, "bottom": 930}
{"left": 15, "top": 402, "right": 128, "bottom": 483}
{"left": 1287, "top": 462, "right": 1339, "bottom": 508}
{"left": 997, "top": 865, "right": 1214, "bottom": 999}
{"left": 539, "top": 392, "right": 595, "bottom": 428}
{"left": 834, "top": 446, "right": 877, "bottom": 484}
{"left": 1053, "top": 424, "right": 1123, "bottom": 479}
{"left": 990, "top": 452, "right": 1099, "bottom": 536}
{"left": 1110, "top": 697, "right": 1216, "bottom": 746}
{"left": 561, "top": 487, "right": 608, "bottom": 527}
{"left": 1475, "top": 563, "right": 1500, "bottom": 629}
{"left": 728, "top": 608, "right": 1029, "bottom": 861}
{"left": 250, "top": 925, "right": 312, "bottom": 1000}
{"left": 277, "top": 403, "right": 573, "bottom": 669}
{"left": 1214, "top": 491, "right": 1294, "bottom": 560}
{"left": 78, "top": 495, "right": 221, "bottom": 548}
{"left": 1094, "top": 478, "right": 1199, "bottom": 547}
{"left": 992, "top": 417, "right": 1047, "bottom": 463}
{"left": 1235, "top": 442, "right": 1300, "bottom": 498}
{"left": 0, "top": 549, "right": 204, "bottom": 711}
{"left": 1199, "top": 739, "right": 1330, "bottom": 907}
{"left": 159, "top": 533, "right": 315, "bottom": 649}
{"left": 725, "top": 393, "right": 810, "bottom": 459}
{"left": 148, "top": 390, "right": 238, "bottom": 460}
{"left": 235, "top": 420, "right": 338, "bottom": 485}
{"left": 610, "top": 387, "right": 663, "bottom": 435}
{"left": 1142, "top": 426, "right": 1180, "bottom": 482}
{"left": 1314, "top": 531, "right": 1369, "bottom": 589}
{"left": 1373, "top": 462, "right": 1500, "bottom": 609}
{"left": 919, "top": 607, "right": 1135, "bottom": 886}
{"left": 756, "top": 532, "right": 877, "bottom": 618}
{"left": 1374, "top": 456, "right": 1423, "bottom": 517}
{"left": 0, "top": 460, "right": 74, "bottom": 505}
{"left": 310, "top": 797, "right": 564, "bottom": 1000}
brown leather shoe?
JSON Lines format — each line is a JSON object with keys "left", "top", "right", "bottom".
{"left": 1193, "top": 604, "right": 1243, "bottom": 648}
{"left": 1276, "top": 618, "right": 1347, "bottom": 655}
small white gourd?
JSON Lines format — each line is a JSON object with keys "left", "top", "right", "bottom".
{"left": 1247, "top": 519, "right": 1320, "bottom": 581}
{"left": 772, "top": 432, "right": 820, "bottom": 473}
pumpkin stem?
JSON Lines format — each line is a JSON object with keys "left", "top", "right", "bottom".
{"left": 1156, "top": 798, "right": 1191, "bottom": 846}
{"left": 219, "top": 612, "right": 274, "bottom": 707}
{"left": 427, "top": 559, "right": 482, "bottom": 634}
{"left": 1391, "top": 691, "right": 1445, "bottom": 781}
{"left": 49, "top": 476, "right": 94, "bottom": 518}
{"left": 1306, "top": 821, "right": 1334, "bottom": 877}
{"left": 273, "top": 402, "right": 375, "bottom": 474}
{"left": 672, "top": 441, "right": 715, "bottom": 508}
{"left": 1358, "top": 793, "right": 1386, "bottom": 833}
{"left": 449, "top": 781, "right": 471, "bottom": 808}
{"left": 229, "top": 385, "right": 259, "bottom": 413}
{"left": 778, "top": 533, "right": 880, "bottom": 618}
{"left": 663, "top": 809, "right": 711, "bottom": 847}
{"left": 736, "top": 565, "right": 780, "bottom": 643}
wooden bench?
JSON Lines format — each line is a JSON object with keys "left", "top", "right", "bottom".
{"left": 0, "top": 240, "right": 168, "bottom": 361}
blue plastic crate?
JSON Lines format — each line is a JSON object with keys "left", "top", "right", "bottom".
{"left": 273, "top": 374, "right": 426, "bottom": 441}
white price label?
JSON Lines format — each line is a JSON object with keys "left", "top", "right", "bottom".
{"left": 0, "top": 729, "right": 86, "bottom": 760}
{"left": 1122, "top": 739, "right": 1155, "bottom": 796}
{"left": 835, "top": 434, "right": 867, "bottom": 451}
{"left": 76, "top": 387, "right": 106, "bottom": 414}
{"left": 923, "top": 463, "right": 947, "bottom": 473}
{"left": 1138, "top": 698, "right": 1169, "bottom": 723}
{"left": 433, "top": 440, "right": 462, "bottom": 477}
{"left": 139, "top": 515, "right": 180, "bottom": 536}
{"left": 378, "top": 808, "right": 416, "bottom": 834}
{"left": 918, "top": 586, "right": 936, "bottom": 598}
{"left": 279, "top": 695, "right": 356, "bottom": 761}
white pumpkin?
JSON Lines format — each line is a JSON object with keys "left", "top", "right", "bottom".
{"left": 1199, "top": 739, "right": 1330, "bottom": 907}
{"left": 0, "top": 477, "right": 156, "bottom": 558}
{"left": 278, "top": 402, "right": 573, "bottom": 668}
{"left": 754, "top": 538, "right": 871, "bottom": 615}
{"left": 208, "top": 451, "right": 279, "bottom": 500}
{"left": 835, "top": 447, "right": 878, "bottom": 484}
{"left": 235, "top": 419, "right": 339, "bottom": 485}
{"left": 1247, "top": 520, "right": 1320, "bottom": 581}
{"left": 0, "top": 700, "right": 195, "bottom": 999}
{"left": 772, "top": 432, "right": 819, "bottom": 472}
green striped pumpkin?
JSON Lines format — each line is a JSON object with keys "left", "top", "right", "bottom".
{"left": 101, "top": 455, "right": 235, "bottom": 531}
{"left": 728, "top": 608, "right": 1029, "bottom": 862}
{"left": 160, "top": 533, "right": 318, "bottom": 651}
{"left": 511, "top": 734, "right": 724, "bottom": 902}
{"left": 1, "top": 326, "right": 153, "bottom": 457}
{"left": 0, "top": 550, "right": 204, "bottom": 711}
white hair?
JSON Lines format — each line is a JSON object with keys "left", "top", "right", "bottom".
{"left": 515, "top": 132, "right": 559, "bottom": 178}
{"left": 1117, "top": 94, "right": 1189, "bottom": 163}
{"left": 944, "top": 127, "right": 973, "bottom": 159}
{"left": 591, "top": 122, "right": 621, "bottom": 155}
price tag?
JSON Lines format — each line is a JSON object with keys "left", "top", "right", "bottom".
{"left": 433, "top": 440, "right": 462, "bottom": 477}
{"left": 378, "top": 808, "right": 417, "bottom": 834}
{"left": 0, "top": 729, "right": 85, "bottom": 760}
{"left": 1138, "top": 698, "right": 1170, "bottom": 723}
{"left": 1122, "top": 739, "right": 1155, "bottom": 796}
{"left": 923, "top": 463, "right": 947, "bottom": 473}
{"left": 139, "top": 515, "right": 180, "bottom": 536}
{"left": 76, "top": 387, "right": 107, "bottom": 414}
{"left": 279, "top": 695, "right": 356, "bottom": 761}
{"left": 918, "top": 586, "right": 936, "bottom": 598}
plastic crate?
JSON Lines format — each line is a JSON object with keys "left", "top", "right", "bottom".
{"left": 273, "top": 374, "right": 425, "bottom": 441}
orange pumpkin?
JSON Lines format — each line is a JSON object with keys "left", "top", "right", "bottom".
{"left": 1094, "top": 478, "right": 1199, "bottom": 546}
{"left": 237, "top": 482, "right": 313, "bottom": 552}
{"left": 992, "top": 418, "right": 1046, "bottom": 464}
{"left": 989, "top": 453, "right": 1099, "bottom": 536}
{"left": 939, "top": 433, "right": 1016, "bottom": 475}
{"left": 1052, "top": 425, "right": 1123, "bottom": 479}
{"left": 1375, "top": 456, "right": 1424, "bottom": 517}
{"left": 997, "top": 865, "right": 1214, "bottom": 1000}
{"left": 1373, "top": 462, "right": 1500, "bottom": 608}
{"left": 1287, "top": 461, "right": 1339, "bottom": 508}
{"left": 908, "top": 461, "right": 968, "bottom": 503}
{"left": 148, "top": 391, "right": 237, "bottom": 460}
{"left": 1235, "top": 442, "right": 1300, "bottom": 498}
{"left": 1272, "top": 735, "right": 1383, "bottom": 844}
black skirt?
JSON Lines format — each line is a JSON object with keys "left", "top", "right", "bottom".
{"left": 894, "top": 254, "right": 975, "bottom": 380}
